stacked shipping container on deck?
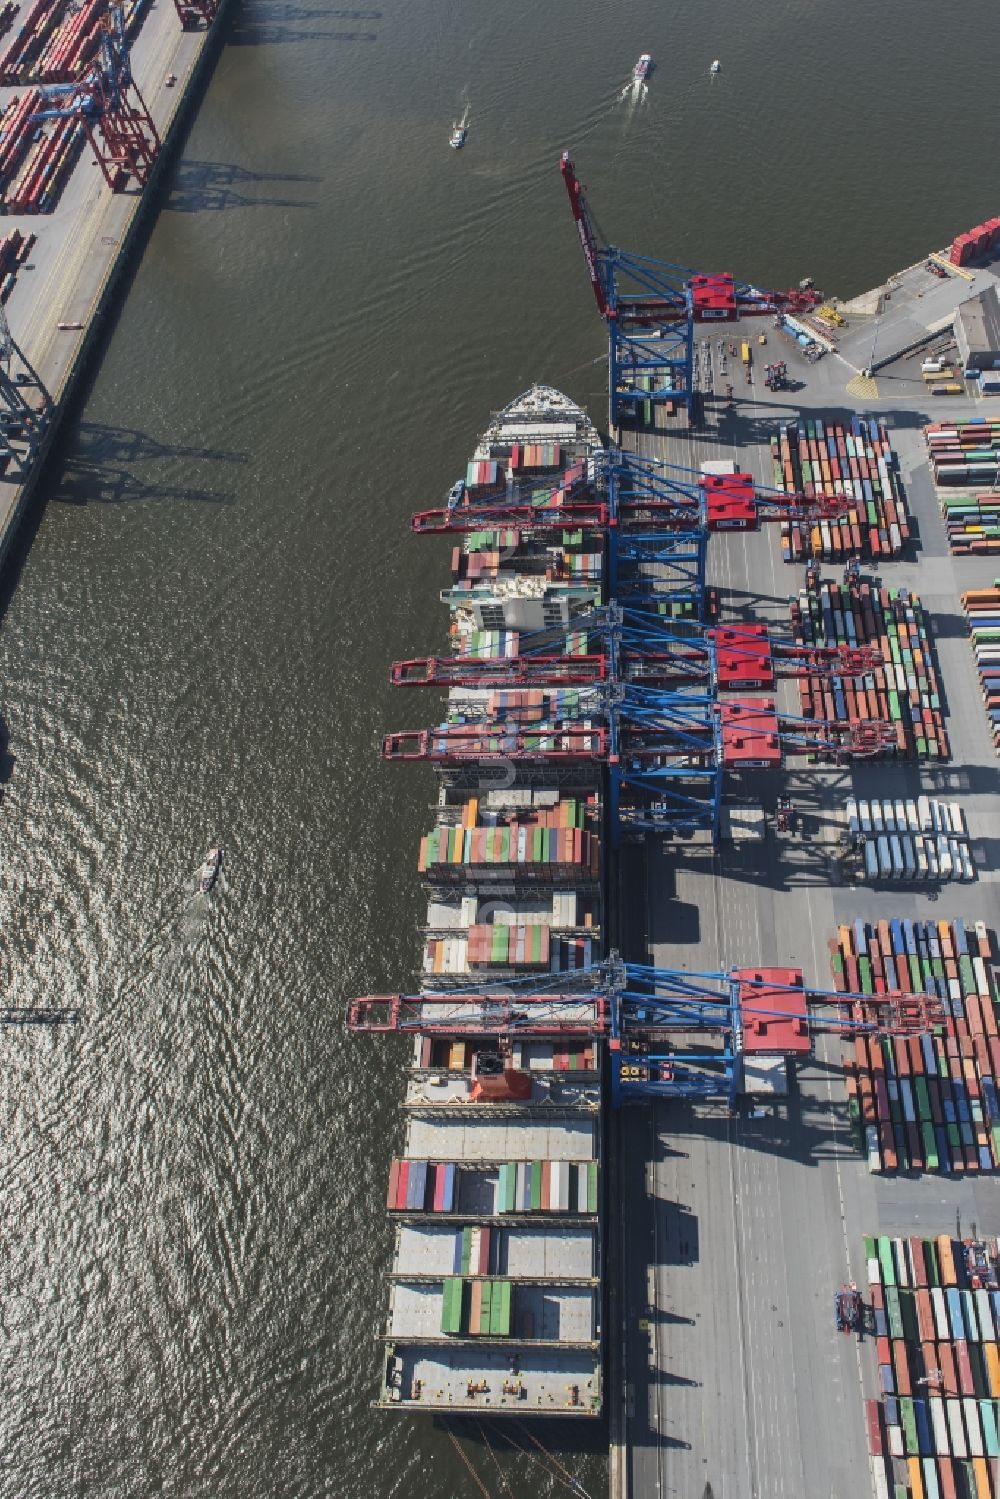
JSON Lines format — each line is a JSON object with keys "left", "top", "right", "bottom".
{"left": 865, "top": 1233, "right": 1000, "bottom": 1499}
{"left": 791, "top": 578, "right": 948, "bottom": 758}
{"left": 772, "top": 418, "right": 911, "bottom": 562}
{"left": 378, "top": 414, "right": 605, "bottom": 1415}
{"left": 832, "top": 920, "right": 999, "bottom": 1174}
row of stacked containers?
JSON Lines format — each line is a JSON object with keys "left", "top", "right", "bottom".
{"left": 385, "top": 1159, "right": 599, "bottom": 1217}
{"left": 0, "top": 226, "right": 33, "bottom": 300}
{"left": 0, "top": 0, "right": 147, "bottom": 84}
{"left": 950, "top": 219, "right": 1000, "bottom": 267}
{"left": 790, "top": 579, "right": 948, "bottom": 758}
{"left": 962, "top": 589, "right": 1000, "bottom": 754}
{"left": 925, "top": 422, "right": 1000, "bottom": 490}
{"left": 772, "top": 418, "right": 911, "bottom": 562}
{"left": 417, "top": 794, "right": 600, "bottom": 880}
{"left": 940, "top": 498, "right": 1000, "bottom": 557}
{"left": 0, "top": 90, "right": 82, "bottom": 212}
{"left": 423, "top": 926, "right": 597, "bottom": 975}
{"left": 866, "top": 1234, "right": 1000, "bottom": 1499}
{"left": 440, "top": 1277, "right": 512, "bottom": 1338}
{"left": 831, "top": 919, "right": 999, "bottom": 1174}
{"left": 416, "top": 1037, "right": 597, "bottom": 1071}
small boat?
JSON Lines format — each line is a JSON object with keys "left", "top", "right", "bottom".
{"left": 200, "top": 847, "right": 224, "bottom": 893}
{"left": 57, "top": 321, "right": 83, "bottom": 331}
{"left": 710, "top": 59, "right": 721, "bottom": 74}
{"left": 633, "top": 53, "right": 652, "bottom": 81}
{"left": 449, "top": 125, "right": 467, "bottom": 150}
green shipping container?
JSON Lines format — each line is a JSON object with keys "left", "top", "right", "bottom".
{"left": 497, "top": 1280, "right": 512, "bottom": 1337}
{"left": 530, "top": 1161, "right": 542, "bottom": 1211}
{"left": 587, "top": 1161, "right": 598, "bottom": 1214}
{"left": 878, "top": 1236, "right": 897, "bottom": 1288}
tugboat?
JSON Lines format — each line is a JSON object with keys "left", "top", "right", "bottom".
{"left": 633, "top": 53, "right": 652, "bottom": 81}
{"left": 449, "top": 124, "right": 467, "bottom": 150}
{"left": 200, "top": 847, "right": 224, "bottom": 894}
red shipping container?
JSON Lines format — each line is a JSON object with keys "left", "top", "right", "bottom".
{"left": 387, "top": 1160, "right": 400, "bottom": 1210}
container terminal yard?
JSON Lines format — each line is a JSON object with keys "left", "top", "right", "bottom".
{"left": 348, "top": 150, "right": 1000, "bottom": 1499}
{"left": 0, "top": 0, "right": 225, "bottom": 569}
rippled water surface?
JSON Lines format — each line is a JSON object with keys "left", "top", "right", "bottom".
{"left": 0, "top": 0, "right": 996, "bottom": 1493}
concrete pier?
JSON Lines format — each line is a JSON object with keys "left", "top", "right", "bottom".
{"left": 0, "top": 0, "right": 226, "bottom": 567}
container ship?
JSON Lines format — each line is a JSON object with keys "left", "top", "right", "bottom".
{"left": 353, "top": 387, "right": 607, "bottom": 1418}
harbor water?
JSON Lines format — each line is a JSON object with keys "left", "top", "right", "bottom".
{"left": 0, "top": 0, "right": 997, "bottom": 1494}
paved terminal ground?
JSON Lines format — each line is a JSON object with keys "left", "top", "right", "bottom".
{"left": 0, "top": 5, "right": 216, "bottom": 561}
{"left": 614, "top": 314, "right": 1000, "bottom": 1499}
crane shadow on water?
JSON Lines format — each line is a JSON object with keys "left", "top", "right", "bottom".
{"left": 50, "top": 419, "right": 243, "bottom": 508}
{"left": 165, "top": 158, "right": 321, "bottom": 213}
{"left": 225, "top": 0, "right": 379, "bottom": 46}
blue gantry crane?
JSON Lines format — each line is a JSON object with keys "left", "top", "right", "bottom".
{"left": 347, "top": 955, "right": 943, "bottom": 1107}
{"left": 33, "top": 2, "right": 159, "bottom": 190}
{"left": 559, "top": 151, "right": 824, "bottom": 425}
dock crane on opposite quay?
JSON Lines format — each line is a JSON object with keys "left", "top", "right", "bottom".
{"left": 0, "top": 304, "right": 50, "bottom": 477}
{"left": 559, "top": 151, "right": 823, "bottom": 425}
{"left": 32, "top": 1, "right": 159, "bottom": 190}
{"left": 347, "top": 957, "right": 944, "bottom": 1107}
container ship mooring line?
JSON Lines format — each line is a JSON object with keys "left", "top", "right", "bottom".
{"left": 446, "top": 1427, "right": 495, "bottom": 1499}
{"left": 486, "top": 1422, "right": 592, "bottom": 1499}
{"left": 474, "top": 1421, "right": 516, "bottom": 1499}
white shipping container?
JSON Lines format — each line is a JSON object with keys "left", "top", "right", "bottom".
{"left": 860, "top": 800, "right": 873, "bottom": 835}
{"left": 964, "top": 1396, "right": 984, "bottom": 1458}
{"left": 950, "top": 802, "right": 967, "bottom": 837}
{"left": 890, "top": 835, "right": 904, "bottom": 878}
{"left": 930, "top": 1396, "right": 950, "bottom": 1456}
{"left": 918, "top": 795, "right": 932, "bottom": 831}
{"left": 931, "top": 1287, "right": 950, "bottom": 1340}
{"left": 887, "top": 1425, "right": 904, "bottom": 1459}
{"left": 902, "top": 838, "right": 916, "bottom": 881}
{"left": 882, "top": 800, "right": 896, "bottom": 833}
{"left": 906, "top": 800, "right": 920, "bottom": 832}
{"left": 927, "top": 838, "right": 939, "bottom": 880}
{"left": 877, "top": 837, "right": 891, "bottom": 878}
{"left": 847, "top": 798, "right": 859, "bottom": 835}
{"left": 894, "top": 800, "right": 907, "bottom": 831}
{"left": 866, "top": 1125, "right": 881, "bottom": 1173}
{"left": 872, "top": 1461, "right": 891, "bottom": 1499}
{"left": 865, "top": 842, "right": 879, "bottom": 881}
{"left": 873, "top": 801, "right": 885, "bottom": 834}
{"left": 915, "top": 837, "right": 929, "bottom": 880}
{"left": 937, "top": 836, "right": 953, "bottom": 879}
{"left": 973, "top": 956, "right": 991, "bottom": 1000}
{"left": 939, "top": 803, "right": 953, "bottom": 834}
{"left": 960, "top": 844, "right": 975, "bottom": 882}
{"left": 947, "top": 1399, "right": 968, "bottom": 1459}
